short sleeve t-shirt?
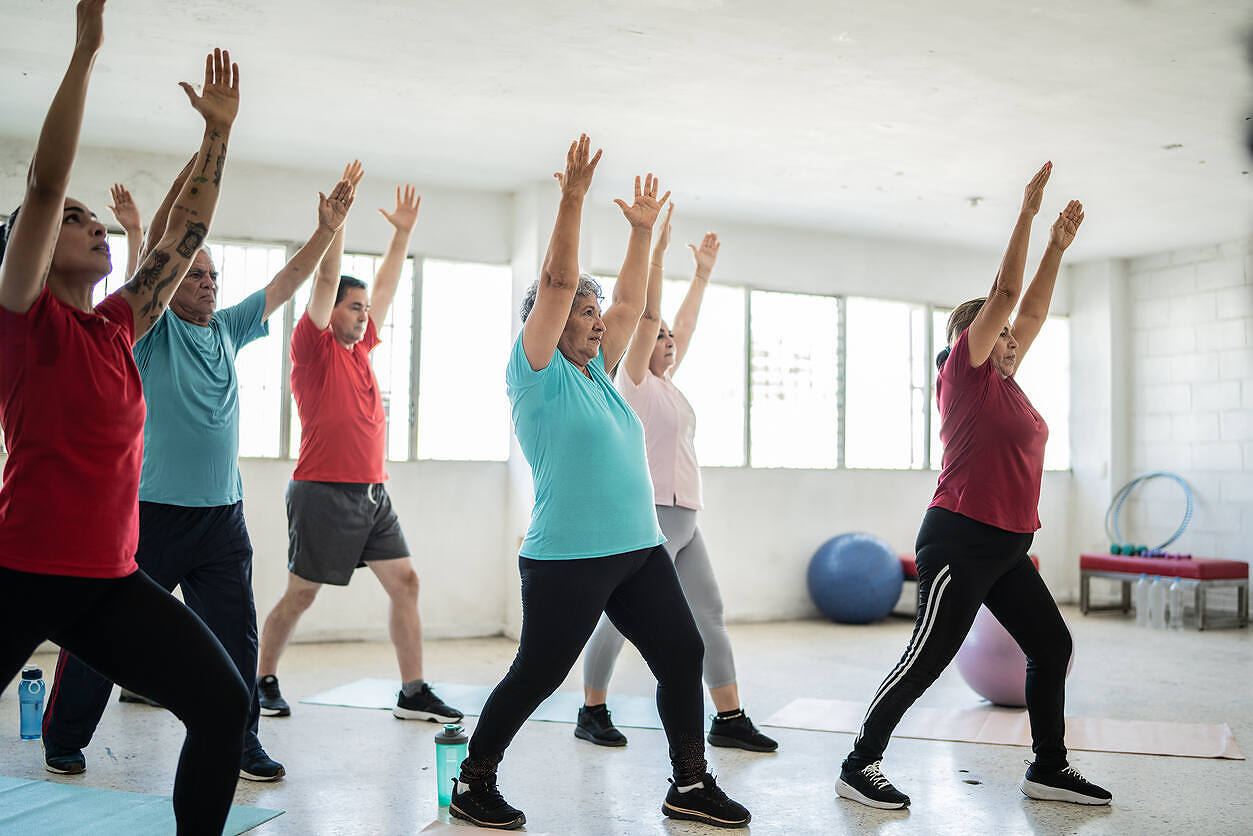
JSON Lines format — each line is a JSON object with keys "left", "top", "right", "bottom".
{"left": 929, "top": 327, "right": 1048, "bottom": 533}
{"left": 290, "top": 311, "right": 386, "bottom": 483}
{"left": 615, "top": 370, "right": 702, "bottom": 510}
{"left": 0, "top": 289, "right": 144, "bottom": 577}
{"left": 134, "top": 289, "right": 269, "bottom": 506}
{"left": 507, "top": 333, "right": 664, "bottom": 560}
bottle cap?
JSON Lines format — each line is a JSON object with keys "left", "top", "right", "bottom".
{"left": 435, "top": 723, "right": 468, "bottom": 744}
{"left": 21, "top": 667, "right": 42, "bottom": 680}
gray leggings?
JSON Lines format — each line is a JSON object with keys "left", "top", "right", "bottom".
{"left": 583, "top": 505, "right": 737, "bottom": 691}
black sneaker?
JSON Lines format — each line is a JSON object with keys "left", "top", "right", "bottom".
{"left": 239, "top": 746, "right": 286, "bottom": 782}
{"left": 257, "top": 675, "right": 290, "bottom": 717}
{"left": 707, "top": 710, "right": 778, "bottom": 752}
{"left": 575, "top": 703, "right": 628, "bottom": 747}
{"left": 449, "top": 775, "right": 526, "bottom": 830}
{"left": 118, "top": 688, "right": 163, "bottom": 708}
{"left": 393, "top": 683, "right": 463, "bottom": 722}
{"left": 662, "top": 773, "right": 751, "bottom": 829}
{"left": 1020, "top": 763, "right": 1112, "bottom": 805}
{"left": 836, "top": 760, "right": 910, "bottom": 809}
{"left": 44, "top": 745, "right": 86, "bottom": 775}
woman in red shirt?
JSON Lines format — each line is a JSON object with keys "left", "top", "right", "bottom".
{"left": 0, "top": 3, "right": 247, "bottom": 832}
{"left": 836, "top": 163, "right": 1112, "bottom": 810}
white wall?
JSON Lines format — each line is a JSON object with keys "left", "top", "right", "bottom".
{"left": 1122, "top": 238, "right": 1253, "bottom": 562}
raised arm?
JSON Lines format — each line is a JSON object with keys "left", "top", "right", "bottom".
{"left": 522, "top": 134, "right": 602, "bottom": 371}
{"left": 620, "top": 201, "right": 673, "bottom": 384}
{"left": 138, "top": 156, "right": 195, "bottom": 265}
{"left": 671, "top": 230, "right": 719, "bottom": 372}
{"left": 369, "top": 184, "right": 420, "bottom": 329}
{"left": 600, "top": 174, "right": 671, "bottom": 371}
{"left": 0, "top": 0, "right": 104, "bottom": 314}
{"left": 1012, "top": 199, "right": 1084, "bottom": 370}
{"left": 307, "top": 159, "right": 363, "bottom": 330}
{"left": 261, "top": 179, "right": 354, "bottom": 319}
{"left": 966, "top": 162, "right": 1050, "bottom": 367}
{"left": 106, "top": 183, "right": 142, "bottom": 277}
{"left": 118, "top": 48, "right": 239, "bottom": 340}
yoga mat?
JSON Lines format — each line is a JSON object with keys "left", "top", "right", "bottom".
{"left": 302, "top": 679, "right": 712, "bottom": 730}
{"left": 0, "top": 776, "right": 282, "bottom": 835}
{"left": 761, "top": 698, "right": 1245, "bottom": 760}
{"left": 420, "top": 821, "right": 553, "bottom": 834}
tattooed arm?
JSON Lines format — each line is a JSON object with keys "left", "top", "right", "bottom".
{"left": 116, "top": 48, "right": 239, "bottom": 340}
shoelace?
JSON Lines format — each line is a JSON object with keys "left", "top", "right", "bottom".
{"left": 475, "top": 780, "right": 512, "bottom": 812}
{"left": 1058, "top": 765, "right": 1090, "bottom": 784}
{"left": 863, "top": 761, "right": 894, "bottom": 791}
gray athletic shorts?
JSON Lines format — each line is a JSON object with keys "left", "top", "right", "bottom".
{"left": 286, "top": 480, "right": 409, "bottom": 586}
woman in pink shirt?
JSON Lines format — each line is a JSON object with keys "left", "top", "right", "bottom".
{"left": 575, "top": 205, "right": 777, "bottom": 754}
{"left": 836, "top": 164, "right": 1111, "bottom": 811}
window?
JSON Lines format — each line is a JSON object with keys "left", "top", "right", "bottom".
{"left": 92, "top": 232, "right": 133, "bottom": 305}
{"left": 663, "top": 280, "right": 746, "bottom": 467}
{"left": 929, "top": 309, "right": 1070, "bottom": 471}
{"left": 930, "top": 308, "right": 949, "bottom": 469}
{"left": 844, "top": 297, "right": 930, "bottom": 469}
{"left": 749, "top": 290, "right": 841, "bottom": 468}
{"left": 416, "top": 259, "right": 512, "bottom": 461}
{"left": 290, "top": 254, "right": 415, "bottom": 461}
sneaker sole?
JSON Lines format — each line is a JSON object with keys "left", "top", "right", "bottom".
{"left": 448, "top": 802, "right": 526, "bottom": 830}
{"left": 707, "top": 732, "right": 778, "bottom": 753}
{"left": 574, "top": 725, "right": 628, "bottom": 747}
{"left": 259, "top": 705, "right": 291, "bottom": 717}
{"left": 835, "top": 778, "right": 910, "bottom": 809}
{"left": 662, "top": 800, "right": 751, "bottom": 828}
{"left": 44, "top": 762, "right": 86, "bottom": 775}
{"left": 239, "top": 766, "right": 286, "bottom": 782}
{"left": 392, "top": 707, "right": 462, "bottom": 722}
{"left": 1020, "top": 778, "right": 1111, "bottom": 805}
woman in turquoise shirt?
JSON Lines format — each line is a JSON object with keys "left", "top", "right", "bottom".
{"left": 448, "top": 135, "right": 751, "bottom": 832}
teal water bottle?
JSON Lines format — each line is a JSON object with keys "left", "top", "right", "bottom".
{"left": 435, "top": 723, "right": 468, "bottom": 806}
{"left": 19, "top": 667, "right": 44, "bottom": 740}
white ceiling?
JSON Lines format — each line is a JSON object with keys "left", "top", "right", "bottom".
{"left": 1, "top": 0, "right": 1250, "bottom": 258}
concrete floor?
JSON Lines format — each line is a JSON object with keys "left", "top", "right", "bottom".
{"left": 2, "top": 605, "right": 1250, "bottom": 835}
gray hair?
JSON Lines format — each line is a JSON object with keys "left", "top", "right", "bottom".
{"left": 519, "top": 273, "right": 603, "bottom": 322}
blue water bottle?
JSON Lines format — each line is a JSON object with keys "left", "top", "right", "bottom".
{"left": 19, "top": 667, "right": 44, "bottom": 740}
{"left": 434, "top": 723, "right": 468, "bottom": 806}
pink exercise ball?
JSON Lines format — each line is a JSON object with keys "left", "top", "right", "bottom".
{"left": 954, "top": 606, "right": 1074, "bottom": 707}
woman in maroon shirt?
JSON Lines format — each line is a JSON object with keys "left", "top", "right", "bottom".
{"left": 836, "top": 163, "right": 1112, "bottom": 810}
{"left": 0, "top": 3, "right": 248, "bottom": 832}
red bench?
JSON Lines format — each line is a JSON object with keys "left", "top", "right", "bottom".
{"left": 1079, "top": 553, "right": 1249, "bottom": 630}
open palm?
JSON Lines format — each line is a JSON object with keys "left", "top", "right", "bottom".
{"left": 180, "top": 48, "right": 240, "bottom": 127}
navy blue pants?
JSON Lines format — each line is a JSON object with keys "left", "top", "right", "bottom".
{"left": 44, "top": 502, "right": 262, "bottom": 755}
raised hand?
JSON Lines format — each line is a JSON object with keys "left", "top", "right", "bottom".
{"left": 75, "top": 0, "right": 105, "bottom": 56}
{"left": 653, "top": 202, "right": 674, "bottom": 255}
{"left": 378, "top": 184, "right": 420, "bottom": 232}
{"left": 614, "top": 174, "right": 671, "bottom": 230}
{"left": 1021, "top": 161, "right": 1051, "bottom": 217}
{"left": 179, "top": 48, "right": 240, "bottom": 128}
{"left": 342, "top": 158, "right": 365, "bottom": 189}
{"left": 553, "top": 133, "right": 602, "bottom": 198}
{"left": 318, "top": 179, "right": 355, "bottom": 232}
{"left": 1049, "top": 200, "right": 1084, "bottom": 250}
{"left": 688, "top": 231, "right": 720, "bottom": 279}
{"left": 107, "top": 183, "right": 141, "bottom": 232}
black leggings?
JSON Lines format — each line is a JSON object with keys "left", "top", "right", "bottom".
{"left": 848, "top": 507, "right": 1072, "bottom": 771}
{"left": 462, "top": 546, "right": 708, "bottom": 785}
{"left": 0, "top": 566, "right": 249, "bottom": 836}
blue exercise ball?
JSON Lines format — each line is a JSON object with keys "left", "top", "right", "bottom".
{"left": 808, "top": 533, "right": 903, "bottom": 624}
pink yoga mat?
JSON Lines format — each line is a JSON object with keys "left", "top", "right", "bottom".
{"left": 762, "top": 698, "right": 1244, "bottom": 759}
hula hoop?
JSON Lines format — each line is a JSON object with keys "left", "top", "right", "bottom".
{"left": 1104, "top": 471, "right": 1193, "bottom": 550}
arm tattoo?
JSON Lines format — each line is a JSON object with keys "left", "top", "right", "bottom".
{"left": 124, "top": 250, "right": 170, "bottom": 294}
{"left": 212, "top": 142, "right": 226, "bottom": 187}
{"left": 176, "top": 220, "right": 208, "bottom": 259}
{"left": 139, "top": 263, "right": 183, "bottom": 317}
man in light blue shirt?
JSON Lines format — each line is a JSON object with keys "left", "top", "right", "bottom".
{"left": 42, "top": 175, "right": 355, "bottom": 782}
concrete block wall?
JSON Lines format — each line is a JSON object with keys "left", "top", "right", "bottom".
{"left": 1125, "top": 237, "right": 1252, "bottom": 561}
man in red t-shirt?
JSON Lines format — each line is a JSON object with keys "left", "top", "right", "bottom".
{"left": 255, "top": 181, "right": 461, "bottom": 724}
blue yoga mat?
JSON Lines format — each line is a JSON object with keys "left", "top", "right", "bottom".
{"left": 0, "top": 776, "right": 282, "bottom": 835}
{"left": 301, "top": 680, "right": 712, "bottom": 730}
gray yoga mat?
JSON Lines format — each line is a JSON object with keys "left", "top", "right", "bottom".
{"left": 0, "top": 775, "right": 283, "bottom": 834}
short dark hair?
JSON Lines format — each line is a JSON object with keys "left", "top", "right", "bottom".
{"left": 0, "top": 205, "right": 21, "bottom": 267}
{"left": 335, "top": 275, "right": 368, "bottom": 305}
